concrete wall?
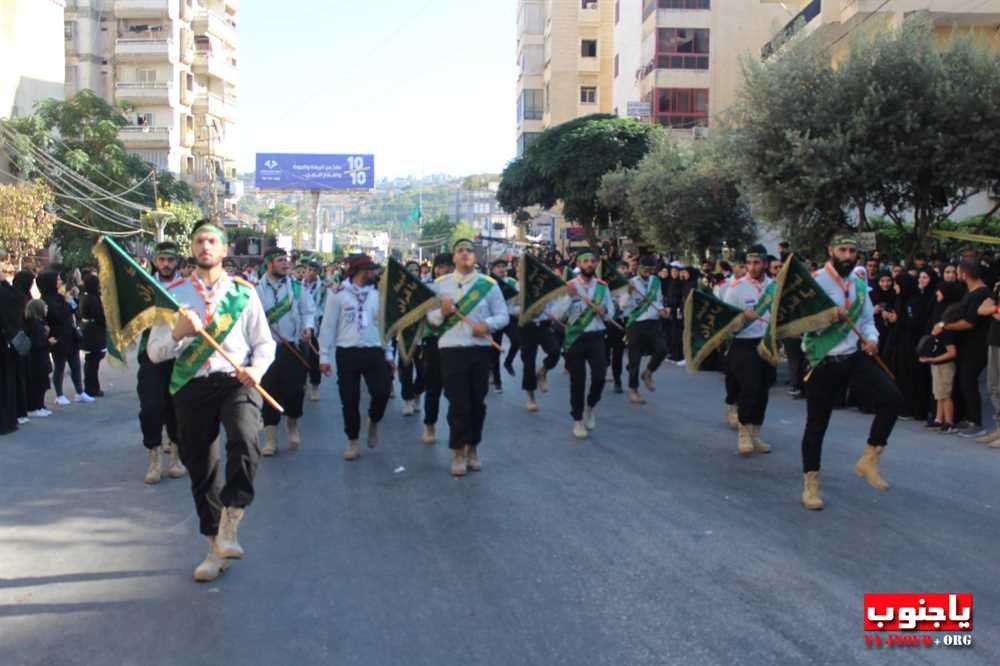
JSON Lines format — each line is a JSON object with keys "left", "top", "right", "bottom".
{"left": 0, "top": 0, "right": 66, "bottom": 120}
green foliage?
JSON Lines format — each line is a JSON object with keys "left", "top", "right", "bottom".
{"left": 731, "top": 18, "right": 1000, "bottom": 258}
{"left": 498, "top": 114, "right": 659, "bottom": 246}
{"left": 450, "top": 221, "right": 477, "bottom": 248}
{"left": 258, "top": 202, "right": 298, "bottom": 236}
{"left": 4, "top": 90, "right": 193, "bottom": 268}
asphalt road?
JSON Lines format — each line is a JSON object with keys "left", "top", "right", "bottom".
{"left": 1, "top": 355, "right": 997, "bottom": 666}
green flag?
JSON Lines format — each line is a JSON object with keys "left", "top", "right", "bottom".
{"left": 757, "top": 254, "right": 840, "bottom": 365}
{"left": 92, "top": 236, "right": 180, "bottom": 365}
{"left": 496, "top": 277, "right": 518, "bottom": 302}
{"left": 682, "top": 288, "right": 745, "bottom": 372}
{"left": 378, "top": 257, "right": 438, "bottom": 344}
{"left": 518, "top": 252, "right": 567, "bottom": 324}
{"left": 598, "top": 260, "right": 629, "bottom": 295}
{"left": 396, "top": 322, "right": 422, "bottom": 365}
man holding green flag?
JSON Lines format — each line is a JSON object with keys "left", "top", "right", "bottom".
{"left": 622, "top": 255, "right": 669, "bottom": 405}
{"left": 552, "top": 250, "right": 615, "bottom": 440}
{"left": 798, "top": 230, "right": 902, "bottom": 511}
{"left": 146, "top": 220, "right": 276, "bottom": 582}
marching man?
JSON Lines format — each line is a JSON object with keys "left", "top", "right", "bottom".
{"left": 426, "top": 239, "right": 509, "bottom": 476}
{"left": 622, "top": 255, "right": 669, "bottom": 405}
{"left": 256, "top": 248, "right": 315, "bottom": 456}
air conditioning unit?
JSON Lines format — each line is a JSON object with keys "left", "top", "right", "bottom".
{"left": 693, "top": 127, "right": 711, "bottom": 139}
{"left": 584, "top": 1, "right": 598, "bottom": 8}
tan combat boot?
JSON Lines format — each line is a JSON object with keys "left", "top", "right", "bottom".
{"left": 421, "top": 424, "right": 436, "bottom": 445}
{"left": 216, "top": 507, "right": 245, "bottom": 559}
{"left": 854, "top": 444, "right": 890, "bottom": 491}
{"left": 465, "top": 445, "right": 482, "bottom": 472}
{"left": 737, "top": 424, "right": 754, "bottom": 456}
{"left": 573, "top": 421, "right": 588, "bottom": 440}
{"left": 725, "top": 404, "right": 739, "bottom": 430}
{"left": 750, "top": 425, "right": 771, "bottom": 454}
{"left": 367, "top": 417, "right": 379, "bottom": 448}
{"left": 641, "top": 368, "right": 656, "bottom": 392}
{"left": 144, "top": 447, "right": 162, "bottom": 485}
{"left": 976, "top": 427, "right": 1000, "bottom": 445}
{"left": 310, "top": 384, "right": 320, "bottom": 402}
{"left": 536, "top": 368, "right": 549, "bottom": 393}
{"left": 164, "top": 441, "right": 187, "bottom": 478}
{"left": 801, "top": 472, "right": 824, "bottom": 510}
{"left": 450, "top": 448, "right": 467, "bottom": 477}
{"left": 193, "top": 537, "right": 230, "bottom": 582}
{"left": 343, "top": 440, "right": 360, "bottom": 461}
{"left": 526, "top": 391, "right": 538, "bottom": 412}
{"left": 261, "top": 425, "right": 278, "bottom": 457}
{"left": 286, "top": 418, "right": 301, "bottom": 451}
{"left": 628, "top": 389, "right": 646, "bottom": 405}
{"left": 402, "top": 400, "right": 415, "bottom": 416}
{"left": 584, "top": 406, "right": 596, "bottom": 431}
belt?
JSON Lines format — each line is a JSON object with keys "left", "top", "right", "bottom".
{"left": 823, "top": 351, "right": 859, "bottom": 365}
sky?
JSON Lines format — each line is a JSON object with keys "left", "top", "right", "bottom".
{"left": 234, "top": 0, "right": 518, "bottom": 181}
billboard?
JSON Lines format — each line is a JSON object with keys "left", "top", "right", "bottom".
{"left": 255, "top": 153, "right": 375, "bottom": 191}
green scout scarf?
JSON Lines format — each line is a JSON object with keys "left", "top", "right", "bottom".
{"left": 625, "top": 275, "right": 661, "bottom": 329}
{"left": 169, "top": 280, "right": 252, "bottom": 394}
{"left": 435, "top": 275, "right": 495, "bottom": 337}
{"left": 563, "top": 282, "right": 608, "bottom": 351}
{"left": 265, "top": 279, "right": 302, "bottom": 324}
{"left": 802, "top": 276, "right": 866, "bottom": 369}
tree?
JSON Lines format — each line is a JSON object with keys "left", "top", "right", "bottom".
{"left": 258, "top": 202, "right": 298, "bottom": 236}
{"left": 498, "top": 114, "right": 659, "bottom": 248}
{"left": 731, "top": 18, "right": 1000, "bottom": 258}
{"left": 3, "top": 90, "right": 193, "bottom": 267}
{"left": 420, "top": 214, "right": 454, "bottom": 244}
{"left": 0, "top": 180, "right": 56, "bottom": 268}
{"left": 601, "top": 137, "right": 756, "bottom": 258}
{"left": 153, "top": 201, "right": 204, "bottom": 256}
{"left": 450, "top": 221, "right": 477, "bottom": 248}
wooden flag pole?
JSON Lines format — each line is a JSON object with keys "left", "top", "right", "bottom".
{"left": 579, "top": 293, "right": 625, "bottom": 332}
{"left": 455, "top": 311, "right": 504, "bottom": 352}
{"left": 187, "top": 320, "right": 284, "bottom": 413}
{"left": 269, "top": 326, "right": 312, "bottom": 371}
{"left": 846, "top": 319, "right": 896, "bottom": 381}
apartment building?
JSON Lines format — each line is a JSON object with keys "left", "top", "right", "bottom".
{"left": 614, "top": 0, "right": 788, "bottom": 132}
{"left": 762, "top": 0, "right": 1000, "bottom": 63}
{"left": 515, "top": 0, "right": 615, "bottom": 157}
{"left": 64, "top": 0, "right": 240, "bottom": 218}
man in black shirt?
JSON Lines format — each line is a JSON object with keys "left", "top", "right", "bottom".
{"left": 933, "top": 260, "right": 993, "bottom": 438}
{"left": 979, "top": 278, "right": 1000, "bottom": 445}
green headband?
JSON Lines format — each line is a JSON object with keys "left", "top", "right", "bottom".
{"left": 830, "top": 236, "right": 858, "bottom": 248}
{"left": 745, "top": 252, "right": 765, "bottom": 260}
{"left": 193, "top": 224, "right": 226, "bottom": 243}
{"left": 453, "top": 239, "right": 475, "bottom": 252}
{"left": 154, "top": 248, "right": 178, "bottom": 259}
{"left": 576, "top": 251, "right": 595, "bottom": 262}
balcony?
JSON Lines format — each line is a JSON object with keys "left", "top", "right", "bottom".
{"left": 115, "top": 81, "right": 174, "bottom": 105}
{"left": 115, "top": 38, "right": 178, "bottom": 63}
{"left": 114, "top": 0, "right": 178, "bottom": 20}
{"left": 761, "top": 0, "right": 821, "bottom": 59}
{"left": 193, "top": 92, "right": 238, "bottom": 120}
{"left": 118, "top": 126, "right": 172, "bottom": 148}
{"left": 181, "top": 126, "right": 195, "bottom": 147}
{"left": 192, "top": 12, "right": 238, "bottom": 48}
{"left": 193, "top": 52, "right": 238, "bottom": 83}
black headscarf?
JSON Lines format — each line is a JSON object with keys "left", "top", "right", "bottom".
{"left": 908, "top": 269, "right": 938, "bottom": 334}
{"left": 932, "top": 281, "right": 965, "bottom": 324}
{"left": 872, "top": 271, "right": 895, "bottom": 308}
{"left": 12, "top": 270, "right": 34, "bottom": 298}
{"left": 36, "top": 271, "right": 59, "bottom": 298}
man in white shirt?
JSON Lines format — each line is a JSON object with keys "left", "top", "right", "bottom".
{"left": 256, "top": 248, "right": 315, "bottom": 456}
{"left": 147, "top": 221, "right": 276, "bottom": 582}
{"left": 723, "top": 245, "right": 775, "bottom": 456}
{"left": 799, "top": 231, "right": 902, "bottom": 511}
{"left": 319, "top": 254, "right": 394, "bottom": 462}
{"left": 623, "top": 255, "right": 669, "bottom": 405}
{"left": 426, "top": 239, "right": 509, "bottom": 476}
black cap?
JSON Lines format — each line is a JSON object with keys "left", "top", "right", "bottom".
{"left": 639, "top": 255, "right": 657, "bottom": 268}
{"left": 264, "top": 247, "right": 287, "bottom": 262}
{"left": 432, "top": 253, "right": 454, "bottom": 269}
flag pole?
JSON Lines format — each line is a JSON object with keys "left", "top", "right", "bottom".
{"left": 188, "top": 319, "right": 284, "bottom": 413}
{"left": 269, "top": 325, "right": 312, "bottom": 371}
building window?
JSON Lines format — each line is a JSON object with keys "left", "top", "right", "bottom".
{"left": 614, "top": 53, "right": 620, "bottom": 78}
{"left": 135, "top": 68, "right": 157, "bottom": 83}
{"left": 652, "top": 88, "right": 708, "bottom": 128}
{"left": 615, "top": 0, "right": 620, "bottom": 24}
{"left": 580, "top": 86, "right": 597, "bottom": 104}
{"left": 545, "top": 83, "right": 550, "bottom": 113}
{"left": 657, "top": 28, "right": 709, "bottom": 70}
{"left": 581, "top": 40, "right": 598, "bottom": 58}
{"left": 518, "top": 89, "right": 544, "bottom": 123}
{"left": 64, "top": 22, "right": 75, "bottom": 41}
{"left": 581, "top": 0, "right": 598, "bottom": 8}
{"left": 643, "top": 0, "right": 710, "bottom": 19}
{"left": 518, "top": 132, "right": 542, "bottom": 157}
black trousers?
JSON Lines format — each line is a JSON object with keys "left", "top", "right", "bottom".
{"left": 261, "top": 344, "right": 307, "bottom": 426}
{"left": 335, "top": 347, "right": 391, "bottom": 440}
{"left": 52, "top": 348, "right": 83, "bottom": 396}
{"left": 440, "top": 346, "right": 491, "bottom": 450}
{"left": 784, "top": 337, "right": 807, "bottom": 391}
{"left": 174, "top": 373, "right": 262, "bottom": 536}
{"left": 422, "top": 338, "right": 443, "bottom": 426}
{"left": 521, "top": 321, "right": 561, "bottom": 392}
{"left": 490, "top": 317, "right": 520, "bottom": 386}
{"left": 802, "top": 352, "right": 902, "bottom": 473}
{"left": 137, "top": 351, "right": 178, "bottom": 450}
{"left": 84, "top": 350, "right": 104, "bottom": 396}
{"left": 566, "top": 331, "right": 607, "bottom": 421}
{"left": 605, "top": 322, "right": 626, "bottom": 387}
{"left": 669, "top": 315, "right": 683, "bottom": 361}
{"left": 400, "top": 345, "right": 425, "bottom": 401}
{"left": 957, "top": 346, "right": 987, "bottom": 425}
{"left": 307, "top": 330, "right": 322, "bottom": 387}
{"left": 726, "top": 339, "right": 775, "bottom": 426}
{"left": 627, "top": 320, "right": 668, "bottom": 389}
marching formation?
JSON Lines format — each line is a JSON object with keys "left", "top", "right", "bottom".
{"left": 40, "top": 224, "right": 906, "bottom": 583}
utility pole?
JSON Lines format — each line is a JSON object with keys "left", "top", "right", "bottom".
{"left": 148, "top": 169, "right": 172, "bottom": 243}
